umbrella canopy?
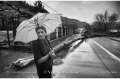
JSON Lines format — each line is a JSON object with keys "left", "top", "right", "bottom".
{"left": 14, "top": 13, "right": 62, "bottom": 43}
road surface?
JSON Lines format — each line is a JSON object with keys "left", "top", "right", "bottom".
{"left": 88, "top": 37, "right": 120, "bottom": 78}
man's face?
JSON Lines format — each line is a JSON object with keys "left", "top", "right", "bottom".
{"left": 36, "top": 29, "right": 46, "bottom": 39}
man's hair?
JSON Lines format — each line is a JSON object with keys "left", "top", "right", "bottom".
{"left": 35, "top": 26, "right": 47, "bottom": 33}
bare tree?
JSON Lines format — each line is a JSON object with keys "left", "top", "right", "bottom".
{"left": 93, "top": 10, "right": 118, "bottom": 32}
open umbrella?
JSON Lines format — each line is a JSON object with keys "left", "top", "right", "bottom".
{"left": 13, "top": 13, "right": 61, "bottom": 68}
{"left": 14, "top": 13, "right": 62, "bottom": 43}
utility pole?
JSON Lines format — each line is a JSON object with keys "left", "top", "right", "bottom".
{"left": 13, "top": 17, "right": 16, "bottom": 39}
{"left": 2, "top": 18, "right": 5, "bottom": 30}
{"left": 7, "top": 22, "right": 10, "bottom": 48}
{"left": 66, "top": 17, "right": 68, "bottom": 35}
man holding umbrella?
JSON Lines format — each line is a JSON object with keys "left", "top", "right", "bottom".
{"left": 14, "top": 13, "right": 62, "bottom": 78}
{"left": 32, "top": 25, "right": 55, "bottom": 78}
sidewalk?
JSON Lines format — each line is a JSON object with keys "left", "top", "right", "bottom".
{"left": 53, "top": 40, "right": 114, "bottom": 78}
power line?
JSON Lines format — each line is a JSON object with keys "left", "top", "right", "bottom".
{"left": 41, "top": 1, "right": 61, "bottom": 15}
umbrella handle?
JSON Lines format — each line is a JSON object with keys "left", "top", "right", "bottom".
{"left": 44, "top": 37, "right": 53, "bottom": 51}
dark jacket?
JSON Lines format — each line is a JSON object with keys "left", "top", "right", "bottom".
{"left": 32, "top": 38, "right": 53, "bottom": 70}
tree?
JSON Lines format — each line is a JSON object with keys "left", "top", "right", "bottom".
{"left": 34, "top": 1, "right": 48, "bottom": 13}
{"left": 91, "top": 21, "right": 100, "bottom": 32}
{"left": 117, "top": 22, "right": 120, "bottom": 32}
{"left": 83, "top": 23, "right": 91, "bottom": 32}
{"left": 94, "top": 10, "right": 118, "bottom": 32}
{"left": 113, "top": 22, "right": 120, "bottom": 32}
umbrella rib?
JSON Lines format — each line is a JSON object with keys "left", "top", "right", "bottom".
{"left": 39, "top": 13, "right": 48, "bottom": 23}
{"left": 34, "top": 13, "right": 47, "bottom": 23}
{"left": 41, "top": 19, "right": 61, "bottom": 23}
{"left": 28, "top": 21, "right": 35, "bottom": 24}
{"left": 17, "top": 14, "right": 49, "bottom": 35}
{"left": 35, "top": 13, "right": 47, "bottom": 20}
{"left": 25, "top": 28, "right": 29, "bottom": 43}
{"left": 28, "top": 24, "right": 54, "bottom": 33}
{"left": 27, "top": 13, "right": 47, "bottom": 27}
{"left": 44, "top": 25, "right": 54, "bottom": 32}
{"left": 28, "top": 20, "right": 60, "bottom": 33}
{"left": 16, "top": 26, "right": 33, "bottom": 41}
{"left": 28, "top": 26, "right": 37, "bottom": 31}
{"left": 28, "top": 14, "right": 54, "bottom": 32}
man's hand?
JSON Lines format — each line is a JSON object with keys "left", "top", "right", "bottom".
{"left": 49, "top": 49, "right": 56, "bottom": 58}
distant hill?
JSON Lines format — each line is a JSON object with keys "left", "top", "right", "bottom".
{"left": 61, "top": 16, "right": 89, "bottom": 29}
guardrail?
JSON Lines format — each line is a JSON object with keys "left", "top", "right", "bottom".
{"left": 50, "top": 34, "right": 73, "bottom": 48}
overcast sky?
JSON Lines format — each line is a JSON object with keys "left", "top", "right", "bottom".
{"left": 27, "top": 1, "right": 119, "bottom": 24}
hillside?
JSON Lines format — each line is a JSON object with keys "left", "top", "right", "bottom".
{"left": 61, "top": 16, "right": 89, "bottom": 29}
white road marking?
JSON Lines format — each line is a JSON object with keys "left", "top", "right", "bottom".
{"left": 92, "top": 39, "right": 120, "bottom": 62}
